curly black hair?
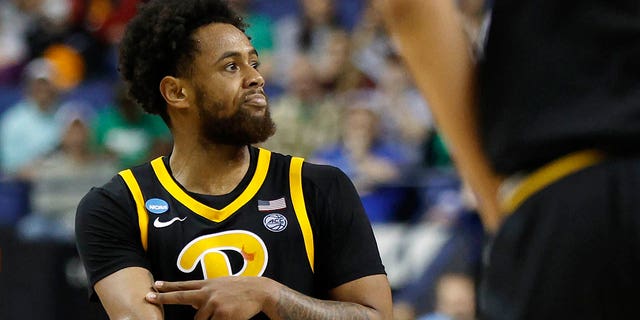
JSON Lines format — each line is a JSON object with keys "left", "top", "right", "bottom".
{"left": 119, "top": 0, "right": 247, "bottom": 126}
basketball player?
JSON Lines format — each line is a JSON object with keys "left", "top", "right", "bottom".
{"left": 75, "top": 0, "right": 392, "bottom": 319}
{"left": 382, "top": 0, "right": 640, "bottom": 318}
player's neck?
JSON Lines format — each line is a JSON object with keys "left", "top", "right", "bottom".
{"left": 168, "top": 143, "right": 250, "bottom": 196}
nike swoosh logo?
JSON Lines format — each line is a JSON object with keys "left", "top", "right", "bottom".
{"left": 153, "top": 216, "right": 187, "bottom": 228}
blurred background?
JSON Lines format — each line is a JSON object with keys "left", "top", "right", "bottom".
{"left": 0, "top": 0, "right": 490, "bottom": 319}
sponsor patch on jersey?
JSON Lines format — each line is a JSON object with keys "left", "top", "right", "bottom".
{"left": 263, "top": 213, "right": 287, "bottom": 232}
{"left": 145, "top": 198, "right": 169, "bottom": 214}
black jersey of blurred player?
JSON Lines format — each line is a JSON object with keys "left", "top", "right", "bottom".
{"left": 479, "top": 0, "right": 640, "bottom": 175}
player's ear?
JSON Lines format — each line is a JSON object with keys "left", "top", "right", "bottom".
{"left": 160, "top": 76, "right": 190, "bottom": 109}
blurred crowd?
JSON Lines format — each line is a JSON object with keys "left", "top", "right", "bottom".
{"left": 0, "top": 0, "right": 490, "bottom": 319}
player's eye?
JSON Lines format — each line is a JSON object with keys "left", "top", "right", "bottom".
{"left": 225, "top": 63, "right": 239, "bottom": 72}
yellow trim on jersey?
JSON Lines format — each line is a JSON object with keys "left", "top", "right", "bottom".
{"left": 289, "top": 157, "right": 314, "bottom": 272}
{"left": 150, "top": 148, "right": 272, "bottom": 222}
{"left": 500, "top": 150, "right": 605, "bottom": 215}
{"left": 118, "top": 169, "right": 149, "bottom": 251}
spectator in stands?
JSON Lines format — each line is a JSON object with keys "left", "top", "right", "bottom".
{"left": 350, "top": 0, "right": 394, "bottom": 86}
{"left": 92, "top": 82, "right": 172, "bottom": 169}
{"left": 81, "top": 0, "right": 140, "bottom": 78}
{"left": 0, "top": 0, "right": 31, "bottom": 84}
{"left": 16, "top": 112, "right": 116, "bottom": 242}
{"left": 377, "top": 54, "right": 432, "bottom": 162}
{"left": 418, "top": 273, "right": 476, "bottom": 320}
{"left": 0, "top": 57, "right": 80, "bottom": 178}
{"left": 273, "top": 0, "right": 347, "bottom": 88}
{"left": 351, "top": 3, "right": 432, "bottom": 161}
{"left": 24, "top": 0, "right": 102, "bottom": 78}
{"left": 318, "top": 29, "right": 353, "bottom": 92}
{"left": 392, "top": 183, "right": 484, "bottom": 319}
{"left": 262, "top": 55, "right": 341, "bottom": 158}
{"left": 312, "top": 91, "right": 412, "bottom": 223}
{"left": 83, "top": 0, "right": 139, "bottom": 45}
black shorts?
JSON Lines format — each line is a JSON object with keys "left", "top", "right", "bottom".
{"left": 479, "top": 156, "right": 640, "bottom": 319}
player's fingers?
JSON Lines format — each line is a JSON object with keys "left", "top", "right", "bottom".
{"left": 153, "top": 279, "right": 207, "bottom": 292}
{"left": 146, "top": 290, "right": 201, "bottom": 308}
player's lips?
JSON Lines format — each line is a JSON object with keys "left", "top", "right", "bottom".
{"left": 244, "top": 93, "right": 267, "bottom": 107}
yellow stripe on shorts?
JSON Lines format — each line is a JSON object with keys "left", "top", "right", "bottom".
{"left": 500, "top": 150, "right": 605, "bottom": 215}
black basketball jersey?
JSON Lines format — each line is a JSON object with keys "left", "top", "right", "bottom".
{"left": 77, "top": 146, "right": 385, "bottom": 319}
{"left": 479, "top": 0, "right": 640, "bottom": 174}
{"left": 118, "top": 148, "right": 316, "bottom": 318}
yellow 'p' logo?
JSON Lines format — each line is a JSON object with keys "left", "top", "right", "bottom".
{"left": 177, "top": 230, "right": 268, "bottom": 278}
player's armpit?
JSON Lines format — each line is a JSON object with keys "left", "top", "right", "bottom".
{"left": 94, "top": 266, "right": 164, "bottom": 320}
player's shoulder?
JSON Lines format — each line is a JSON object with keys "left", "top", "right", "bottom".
{"left": 263, "top": 147, "right": 348, "bottom": 185}
{"left": 79, "top": 173, "right": 129, "bottom": 206}
{"left": 76, "top": 163, "right": 156, "bottom": 231}
{"left": 301, "top": 161, "right": 353, "bottom": 198}
{"left": 301, "top": 160, "right": 348, "bottom": 183}
{"left": 80, "top": 157, "right": 157, "bottom": 207}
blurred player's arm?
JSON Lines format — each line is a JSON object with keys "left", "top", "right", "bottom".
{"left": 94, "top": 266, "right": 163, "bottom": 320}
{"left": 380, "top": 0, "right": 503, "bottom": 231}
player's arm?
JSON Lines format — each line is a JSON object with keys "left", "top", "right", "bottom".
{"left": 95, "top": 267, "right": 163, "bottom": 320}
{"left": 380, "top": 0, "right": 503, "bottom": 231}
{"left": 268, "top": 274, "right": 392, "bottom": 319}
{"left": 145, "top": 274, "right": 391, "bottom": 320}
{"left": 76, "top": 180, "right": 161, "bottom": 319}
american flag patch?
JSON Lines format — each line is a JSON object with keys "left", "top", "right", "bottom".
{"left": 258, "top": 197, "right": 286, "bottom": 211}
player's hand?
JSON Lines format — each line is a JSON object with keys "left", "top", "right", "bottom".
{"left": 145, "top": 276, "right": 277, "bottom": 320}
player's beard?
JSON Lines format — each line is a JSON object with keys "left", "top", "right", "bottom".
{"left": 196, "top": 92, "right": 276, "bottom": 147}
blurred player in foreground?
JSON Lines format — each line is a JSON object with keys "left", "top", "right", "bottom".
{"left": 382, "top": 0, "right": 640, "bottom": 318}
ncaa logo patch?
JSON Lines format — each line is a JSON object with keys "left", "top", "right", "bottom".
{"left": 145, "top": 198, "right": 169, "bottom": 214}
{"left": 263, "top": 213, "right": 287, "bottom": 232}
